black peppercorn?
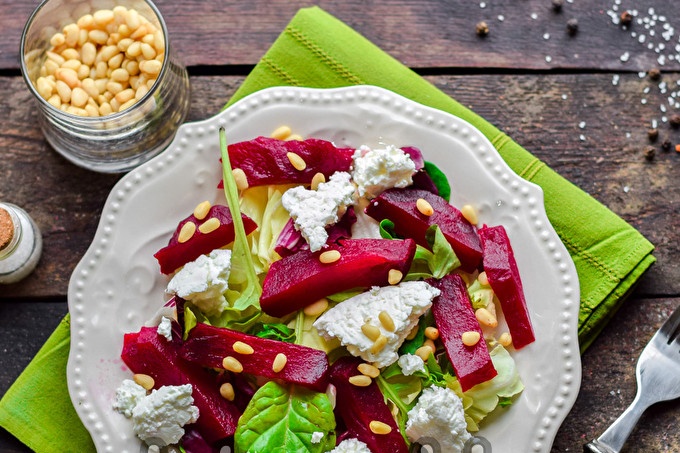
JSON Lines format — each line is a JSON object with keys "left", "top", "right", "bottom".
{"left": 643, "top": 146, "right": 655, "bottom": 161}
{"left": 648, "top": 68, "right": 661, "bottom": 81}
{"left": 552, "top": 0, "right": 563, "bottom": 13}
{"left": 620, "top": 11, "right": 633, "bottom": 26}
{"left": 662, "top": 138, "right": 672, "bottom": 151}
{"left": 566, "top": 18, "right": 579, "bottom": 36}
{"left": 476, "top": 21, "right": 489, "bottom": 37}
{"left": 647, "top": 128, "right": 659, "bottom": 142}
{"left": 670, "top": 114, "right": 680, "bottom": 129}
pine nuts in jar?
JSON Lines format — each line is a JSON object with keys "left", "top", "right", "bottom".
{"left": 20, "top": 0, "right": 190, "bottom": 173}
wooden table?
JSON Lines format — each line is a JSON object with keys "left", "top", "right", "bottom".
{"left": 1, "top": 0, "right": 679, "bottom": 451}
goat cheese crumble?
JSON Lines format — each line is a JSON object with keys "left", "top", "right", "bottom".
{"left": 313, "top": 281, "right": 440, "bottom": 367}
{"left": 330, "top": 438, "right": 372, "bottom": 453}
{"left": 281, "top": 171, "right": 356, "bottom": 252}
{"left": 113, "top": 379, "right": 147, "bottom": 418}
{"left": 398, "top": 353, "right": 426, "bottom": 376}
{"left": 352, "top": 144, "right": 416, "bottom": 198}
{"left": 166, "top": 248, "right": 232, "bottom": 317}
{"left": 405, "top": 386, "right": 471, "bottom": 453}
{"left": 157, "top": 316, "right": 173, "bottom": 341}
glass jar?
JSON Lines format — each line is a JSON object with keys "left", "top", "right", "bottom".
{"left": 0, "top": 203, "right": 43, "bottom": 285}
{"left": 20, "top": 0, "right": 190, "bottom": 173}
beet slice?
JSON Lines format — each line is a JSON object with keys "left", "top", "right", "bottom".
{"left": 222, "top": 136, "right": 355, "bottom": 187}
{"left": 154, "top": 204, "right": 257, "bottom": 275}
{"left": 121, "top": 326, "right": 241, "bottom": 443}
{"left": 260, "top": 238, "right": 416, "bottom": 318}
{"left": 329, "top": 356, "right": 409, "bottom": 453}
{"left": 478, "top": 225, "right": 535, "bottom": 349}
{"left": 180, "top": 323, "right": 330, "bottom": 392}
{"left": 365, "top": 188, "right": 482, "bottom": 272}
{"left": 428, "top": 273, "right": 497, "bottom": 392}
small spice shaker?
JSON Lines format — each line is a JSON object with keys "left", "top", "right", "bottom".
{"left": 0, "top": 202, "right": 43, "bottom": 284}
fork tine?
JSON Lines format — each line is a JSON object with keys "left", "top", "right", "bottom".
{"left": 659, "top": 305, "right": 680, "bottom": 343}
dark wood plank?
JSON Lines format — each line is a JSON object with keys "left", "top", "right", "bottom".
{"left": 2, "top": 72, "right": 678, "bottom": 298}
{"left": 4, "top": 0, "right": 680, "bottom": 72}
{"left": 552, "top": 296, "right": 680, "bottom": 452}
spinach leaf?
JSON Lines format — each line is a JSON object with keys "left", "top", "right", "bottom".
{"left": 235, "top": 381, "right": 336, "bottom": 453}
{"left": 251, "top": 323, "right": 296, "bottom": 343}
{"left": 423, "top": 161, "right": 451, "bottom": 201}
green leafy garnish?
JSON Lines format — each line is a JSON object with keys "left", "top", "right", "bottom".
{"left": 234, "top": 381, "right": 336, "bottom": 453}
{"left": 423, "top": 161, "right": 451, "bottom": 201}
{"left": 377, "top": 363, "right": 422, "bottom": 443}
{"left": 424, "top": 224, "right": 461, "bottom": 278}
{"left": 219, "top": 128, "right": 262, "bottom": 328}
{"left": 251, "top": 323, "right": 296, "bottom": 343}
{"left": 378, "top": 218, "right": 398, "bottom": 239}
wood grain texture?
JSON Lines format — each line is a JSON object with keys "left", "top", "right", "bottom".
{"left": 4, "top": 0, "right": 680, "bottom": 71}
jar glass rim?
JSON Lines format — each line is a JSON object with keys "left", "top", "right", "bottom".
{"left": 19, "top": 0, "right": 171, "bottom": 122}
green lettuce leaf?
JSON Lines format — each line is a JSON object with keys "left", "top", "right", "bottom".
{"left": 424, "top": 224, "right": 461, "bottom": 278}
{"left": 251, "top": 323, "right": 296, "bottom": 343}
{"left": 423, "top": 161, "right": 451, "bottom": 201}
{"left": 235, "top": 381, "right": 336, "bottom": 453}
{"left": 218, "top": 128, "right": 262, "bottom": 329}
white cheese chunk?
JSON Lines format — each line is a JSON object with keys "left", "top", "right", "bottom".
{"left": 330, "top": 438, "right": 372, "bottom": 453}
{"left": 311, "top": 431, "right": 324, "bottom": 444}
{"left": 157, "top": 316, "right": 173, "bottom": 341}
{"left": 352, "top": 144, "right": 416, "bottom": 198}
{"left": 281, "top": 171, "right": 356, "bottom": 252}
{"left": 166, "top": 248, "right": 232, "bottom": 317}
{"left": 405, "top": 386, "right": 471, "bottom": 453}
{"left": 112, "top": 379, "right": 147, "bottom": 418}
{"left": 131, "top": 384, "right": 199, "bottom": 447}
{"left": 313, "top": 281, "right": 440, "bottom": 368}
{"left": 398, "top": 353, "right": 426, "bottom": 376}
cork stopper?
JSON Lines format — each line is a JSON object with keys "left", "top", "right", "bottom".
{"left": 0, "top": 206, "right": 14, "bottom": 251}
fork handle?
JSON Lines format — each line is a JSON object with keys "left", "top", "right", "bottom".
{"left": 583, "top": 394, "right": 647, "bottom": 453}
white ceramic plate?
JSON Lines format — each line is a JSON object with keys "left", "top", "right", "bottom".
{"left": 67, "top": 85, "right": 581, "bottom": 453}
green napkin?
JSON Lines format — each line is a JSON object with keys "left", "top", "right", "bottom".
{"left": 0, "top": 5, "right": 655, "bottom": 452}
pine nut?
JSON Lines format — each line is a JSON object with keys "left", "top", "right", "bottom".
{"left": 348, "top": 375, "right": 372, "bottom": 387}
{"left": 55, "top": 68, "right": 80, "bottom": 89}
{"left": 424, "top": 327, "right": 440, "bottom": 340}
{"left": 133, "top": 373, "right": 154, "bottom": 390}
{"left": 271, "top": 125, "right": 291, "bottom": 140}
{"left": 232, "top": 341, "right": 254, "bottom": 355}
{"left": 115, "top": 88, "right": 135, "bottom": 104}
{"left": 311, "top": 172, "right": 325, "bottom": 190}
{"left": 319, "top": 250, "right": 341, "bottom": 264}
{"left": 406, "top": 324, "right": 419, "bottom": 340}
{"left": 89, "top": 29, "right": 109, "bottom": 45}
{"left": 99, "top": 102, "right": 113, "bottom": 116}
{"left": 370, "top": 335, "right": 388, "bottom": 354}
{"left": 222, "top": 356, "right": 243, "bottom": 373}
{"left": 272, "top": 353, "right": 287, "bottom": 373}
{"left": 84, "top": 104, "right": 99, "bottom": 117}
{"left": 70, "top": 87, "right": 89, "bottom": 108}
{"left": 130, "top": 24, "right": 149, "bottom": 40}
{"left": 177, "top": 221, "right": 196, "bottom": 243}
{"left": 193, "top": 201, "right": 211, "bottom": 220}
{"left": 369, "top": 420, "right": 392, "bottom": 435}
{"left": 81, "top": 78, "right": 99, "bottom": 98}
{"left": 106, "top": 81, "right": 124, "bottom": 95}
{"left": 46, "top": 51, "right": 66, "bottom": 66}
{"left": 126, "top": 41, "right": 142, "bottom": 58}
{"left": 416, "top": 198, "right": 434, "bottom": 216}
{"left": 47, "top": 94, "right": 61, "bottom": 108}
{"left": 387, "top": 269, "right": 403, "bottom": 285}
{"left": 198, "top": 217, "right": 221, "bottom": 234}
{"left": 361, "top": 323, "right": 381, "bottom": 342}
{"left": 378, "top": 311, "right": 395, "bottom": 332}
{"left": 140, "top": 59, "right": 162, "bottom": 76}
{"left": 303, "top": 298, "right": 329, "bottom": 317}
{"left": 77, "top": 64, "right": 90, "bottom": 80}
{"left": 50, "top": 33, "right": 66, "bottom": 47}
{"left": 478, "top": 271, "right": 489, "bottom": 286}
{"left": 76, "top": 14, "right": 94, "bottom": 29}
{"left": 61, "top": 48, "right": 80, "bottom": 62}
{"left": 55, "top": 80, "right": 72, "bottom": 103}
{"left": 219, "top": 382, "right": 235, "bottom": 401}
{"left": 64, "top": 24, "right": 80, "bottom": 47}
{"left": 286, "top": 134, "right": 304, "bottom": 141}
{"left": 93, "top": 9, "right": 115, "bottom": 27}
{"left": 423, "top": 339, "right": 436, "bottom": 352}
{"left": 499, "top": 332, "right": 513, "bottom": 347}
{"left": 286, "top": 152, "right": 307, "bottom": 171}
{"left": 415, "top": 345, "right": 433, "bottom": 361}
{"left": 357, "top": 363, "right": 380, "bottom": 378}
{"left": 36, "top": 77, "right": 53, "bottom": 99}
{"left": 108, "top": 52, "right": 124, "bottom": 69}
{"left": 154, "top": 31, "right": 165, "bottom": 53}
{"left": 119, "top": 98, "right": 138, "bottom": 112}
{"left": 232, "top": 168, "right": 249, "bottom": 190}
{"left": 126, "top": 9, "right": 141, "bottom": 30}
{"left": 462, "top": 331, "right": 481, "bottom": 347}
{"left": 475, "top": 307, "right": 498, "bottom": 328}
{"left": 140, "top": 42, "right": 156, "bottom": 60}
{"left": 461, "top": 204, "right": 478, "bottom": 225}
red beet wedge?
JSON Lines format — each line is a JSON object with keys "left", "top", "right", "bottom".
{"left": 121, "top": 326, "right": 241, "bottom": 444}
{"left": 154, "top": 204, "right": 257, "bottom": 275}
{"left": 222, "top": 136, "right": 354, "bottom": 187}
{"left": 429, "top": 273, "right": 497, "bottom": 392}
{"left": 365, "top": 188, "right": 482, "bottom": 272}
{"left": 180, "top": 323, "right": 330, "bottom": 392}
{"left": 478, "top": 225, "right": 535, "bottom": 349}
{"left": 260, "top": 238, "right": 416, "bottom": 318}
{"left": 329, "top": 356, "right": 409, "bottom": 453}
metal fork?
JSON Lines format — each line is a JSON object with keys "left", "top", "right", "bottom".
{"left": 584, "top": 305, "right": 680, "bottom": 453}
